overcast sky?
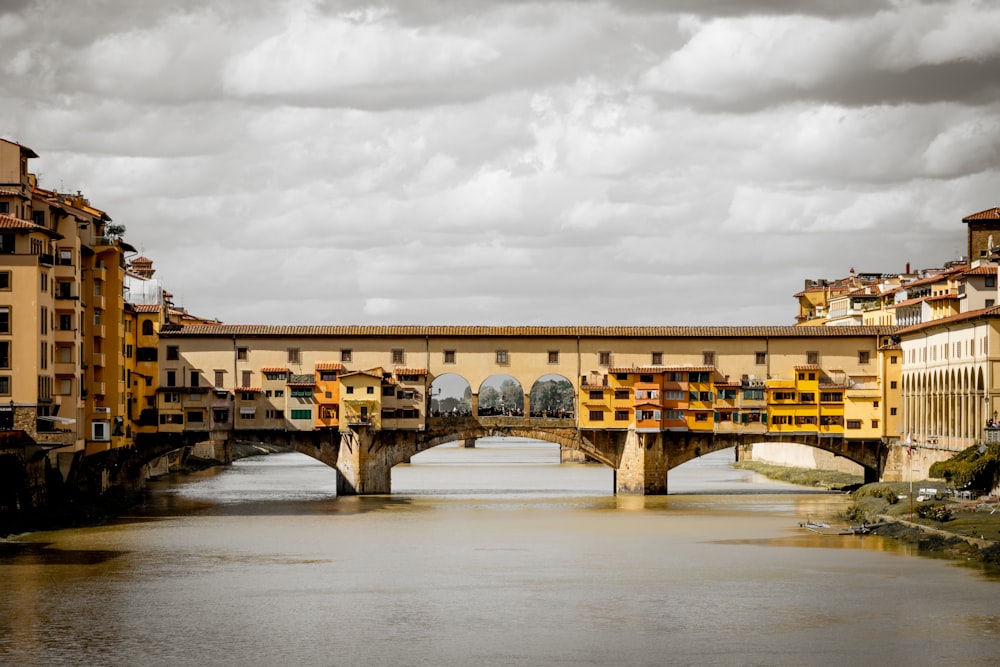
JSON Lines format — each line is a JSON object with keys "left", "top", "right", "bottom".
{"left": 2, "top": 0, "right": 998, "bottom": 326}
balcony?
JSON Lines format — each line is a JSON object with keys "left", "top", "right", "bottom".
{"left": 54, "top": 263, "right": 75, "bottom": 279}
{"left": 54, "top": 361, "right": 76, "bottom": 375}
{"left": 92, "top": 382, "right": 106, "bottom": 395}
{"left": 92, "top": 353, "right": 105, "bottom": 367}
{"left": 91, "top": 294, "right": 105, "bottom": 309}
{"left": 38, "top": 252, "right": 54, "bottom": 266}
{"left": 91, "top": 324, "right": 105, "bottom": 338}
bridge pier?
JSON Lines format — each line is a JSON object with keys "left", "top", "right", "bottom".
{"left": 615, "top": 430, "right": 669, "bottom": 495}
{"left": 334, "top": 427, "right": 392, "bottom": 495}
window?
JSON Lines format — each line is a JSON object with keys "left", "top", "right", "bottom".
{"left": 799, "top": 393, "right": 815, "bottom": 403}
{"left": 237, "top": 347, "right": 248, "bottom": 361}
{"left": 291, "top": 409, "right": 312, "bottom": 420}
{"left": 213, "top": 409, "right": 230, "bottom": 423}
{"left": 890, "top": 407, "right": 897, "bottom": 416}
{"left": 806, "top": 351, "right": 819, "bottom": 365}
{"left": 773, "top": 391, "right": 794, "bottom": 401}
{"left": 890, "top": 355, "right": 897, "bottom": 364}
{"left": 599, "top": 351, "right": 611, "bottom": 366}
{"left": 166, "top": 370, "right": 176, "bottom": 387}
{"left": 702, "top": 351, "right": 715, "bottom": 366}
{"left": 383, "top": 385, "right": 396, "bottom": 397}
{"left": 615, "top": 390, "right": 629, "bottom": 400}
{"left": 390, "top": 349, "right": 404, "bottom": 364}
{"left": 264, "top": 372, "right": 285, "bottom": 381}
{"left": 858, "top": 351, "right": 870, "bottom": 364}
{"left": 0, "top": 376, "right": 9, "bottom": 395}
{"left": 496, "top": 350, "right": 509, "bottom": 365}
{"left": 665, "top": 410, "right": 684, "bottom": 421}
{"left": 614, "top": 410, "right": 630, "bottom": 421}
{"left": 341, "top": 349, "right": 352, "bottom": 363}
{"left": 890, "top": 381, "right": 897, "bottom": 389}
{"left": 651, "top": 352, "right": 663, "bottom": 365}
{"left": 187, "top": 411, "right": 204, "bottom": 423}
{"left": 0, "top": 306, "right": 9, "bottom": 333}
{"left": 57, "top": 249, "right": 71, "bottom": 265}
{"left": 346, "top": 386, "right": 355, "bottom": 394}
{"left": 444, "top": 350, "right": 455, "bottom": 364}
{"left": 820, "top": 392, "right": 842, "bottom": 402}
{"left": 988, "top": 299, "right": 996, "bottom": 308}
{"left": 287, "top": 348, "right": 300, "bottom": 364}
{"left": 695, "top": 413, "right": 708, "bottom": 422}
{"left": 215, "top": 370, "right": 225, "bottom": 387}
{"left": 639, "top": 374, "right": 654, "bottom": 383}
{"left": 0, "top": 271, "right": 8, "bottom": 290}
{"left": 871, "top": 419, "right": 880, "bottom": 429}
{"left": 239, "top": 407, "right": 256, "bottom": 419}
{"left": 548, "top": 350, "right": 559, "bottom": 364}
{"left": 589, "top": 390, "right": 604, "bottom": 399}
{"left": 166, "top": 346, "right": 179, "bottom": 361}
{"left": 743, "top": 389, "right": 764, "bottom": 401}
{"left": 846, "top": 420, "right": 862, "bottom": 429}
{"left": 589, "top": 410, "right": 604, "bottom": 421}
{"left": 366, "top": 386, "right": 374, "bottom": 395}
{"left": 142, "top": 320, "right": 154, "bottom": 336}
{"left": 755, "top": 352, "right": 766, "bottom": 365}
{"left": 158, "top": 414, "right": 183, "bottom": 425}
{"left": 987, "top": 276, "right": 997, "bottom": 288}
{"left": 241, "top": 370, "right": 251, "bottom": 387}
{"left": 0, "top": 202, "right": 7, "bottom": 213}
{"left": 274, "top": 389, "right": 284, "bottom": 398}
{"left": 291, "top": 388, "right": 312, "bottom": 398}
{"left": 190, "top": 371, "right": 200, "bottom": 387}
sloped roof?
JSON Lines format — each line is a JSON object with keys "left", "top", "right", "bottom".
{"left": 962, "top": 207, "right": 1000, "bottom": 222}
{"left": 894, "top": 305, "right": 1000, "bottom": 335}
{"left": 161, "top": 325, "right": 897, "bottom": 339}
{"left": 0, "top": 213, "right": 62, "bottom": 238}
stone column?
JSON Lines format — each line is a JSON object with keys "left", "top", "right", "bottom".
{"left": 615, "top": 430, "right": 668, "bottom": 495}
{"left": 335, "top": 426, "right": 392, "bottom": 495}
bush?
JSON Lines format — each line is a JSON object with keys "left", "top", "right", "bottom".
{"left": 915, "top": 502, "right": 952, "bottom": 522}
{"left": 853, "top": 484, "right": 898, "bottom": 504}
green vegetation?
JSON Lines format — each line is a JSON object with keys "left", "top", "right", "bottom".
{"left": 730, "top": 460, "right": 863, "bottom": 490}
{"left": 928, "top": 441, "right": 1000, "bottom": 489}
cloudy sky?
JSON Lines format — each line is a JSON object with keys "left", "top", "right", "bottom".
{"left": 2, "top": 0, "right": 998, "bottom": 326}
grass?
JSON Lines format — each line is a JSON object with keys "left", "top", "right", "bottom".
{"left": 730, "top": 460, "right": 863, "bottom": 491}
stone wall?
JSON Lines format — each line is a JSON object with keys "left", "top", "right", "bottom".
{"left": 750, "top": 442, "right": 864, "bottom": 475}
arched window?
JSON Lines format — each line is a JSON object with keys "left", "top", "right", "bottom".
{"left": 141, "top": 319, "right": 154, "bottom": 336}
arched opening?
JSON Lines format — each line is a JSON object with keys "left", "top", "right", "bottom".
{"left": 478, "top": 374, "right": 523, "bottom": 416}
{"left": 429, "top": 373, "right": 472, "bottom": 417}
{"left": 529, "top": 373, "right": 575, "bottom": 419}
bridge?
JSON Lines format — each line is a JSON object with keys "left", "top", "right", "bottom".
{"left": 139, "top": 324, "right": 895, "bottom": 494}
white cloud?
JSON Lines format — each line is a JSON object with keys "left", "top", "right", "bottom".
{"left": 222, "top": 6, "right": 499, "bottom": 98}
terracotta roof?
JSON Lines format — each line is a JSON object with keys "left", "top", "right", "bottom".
{"left": 235, "top": 387, "right": 262, "bottom": 393}
{"left": 962, "top": 207, "right": 1000, "bottom": 222}
{"left": 0, "top": 213, "right": 62, "bottom": 238}
{"left": 924, "top": 293, "right": 960, "bottom": 302}
{"left": 315, "top": 362, "right": 345, "bottom": 371}
{"left": 608, "top": 365, "right": 716, "bottom": 374}
{"left": 894, "top": 305, "right": 1000, "bottom": 336}
{"left": 131, "top": 304, "right": 161, "bottom": 313}
{"left": 0, "top": 187, "right": 26, "bottom": 196}
{"left": 963, "top": 265, "right": 998, "bottom": 276}
{"left": 394, "top": 368, "right": 428, "bottom": 376}
{"left": 794, "top": 365, "right": 821, "bottom": 371}
{"left": 161, "top": 325, "right": 897, "bottom": 338}
{"left": 260, "top": 367, "right": 288, "bottom": 373}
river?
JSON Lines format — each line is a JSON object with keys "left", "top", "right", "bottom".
{"left": 1, "top": 439, "right": 998, "bottom": 666}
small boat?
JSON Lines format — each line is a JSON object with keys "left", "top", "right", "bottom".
{"left": 799, "top": 520, "right": 879, "bottom": 535}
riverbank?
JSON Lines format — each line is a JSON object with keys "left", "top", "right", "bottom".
{"left": 730, "top": 459, "right": 863, "bottom": 491}
{"left": 0, "top": 441, "right": 289, "bottom": 537}
{"left": 731, "top": 460, "right": 1000, "bottom": 571}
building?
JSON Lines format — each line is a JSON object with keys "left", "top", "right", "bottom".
{"left": 1, "top": 137, "right": 135, "bottom": 481}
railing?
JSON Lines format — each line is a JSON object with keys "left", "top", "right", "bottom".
{"left": 38, "top": 253, "right": 54, "bottom": 266}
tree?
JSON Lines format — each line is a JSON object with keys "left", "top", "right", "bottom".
{"left": 104, "top": 223, "right": 126, "bottom": 240}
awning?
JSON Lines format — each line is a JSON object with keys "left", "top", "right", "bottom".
{"left": 38, "top": 415, "right": 76, "bottom": 423}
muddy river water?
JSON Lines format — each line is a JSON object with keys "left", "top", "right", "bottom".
{"left": 1, "top": 440, "right": 997, "bottom": 666}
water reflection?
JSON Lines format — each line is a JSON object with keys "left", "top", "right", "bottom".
{"left": 4, "top": 439, "right": 999, "bottom": 667}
